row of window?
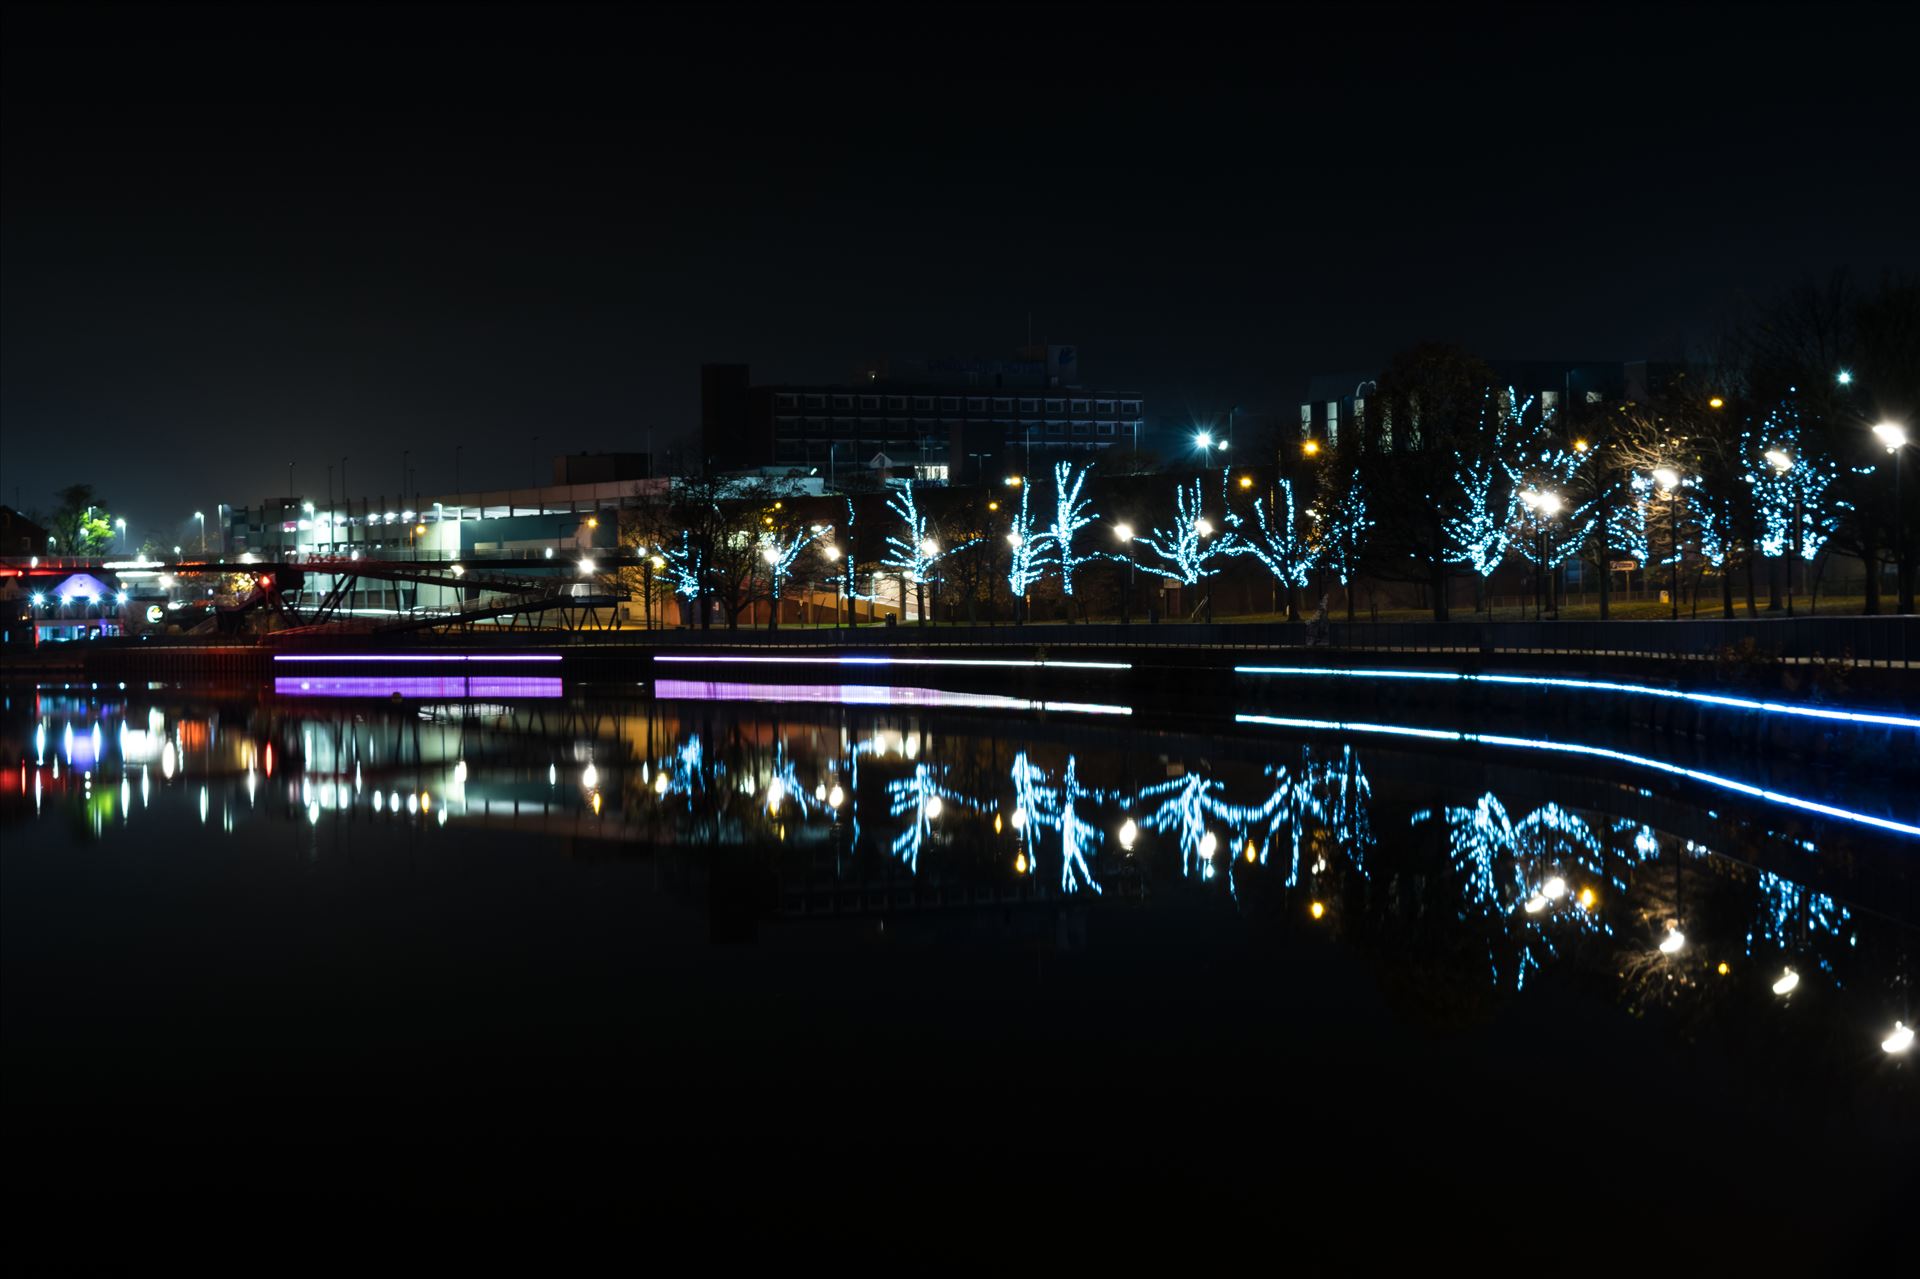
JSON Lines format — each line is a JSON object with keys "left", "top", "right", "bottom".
{"left": 775, "top": 393, "right": 1140, "bottom": 416}
{"left": 776, "top": 417, "right": 1140, "bottom": 434}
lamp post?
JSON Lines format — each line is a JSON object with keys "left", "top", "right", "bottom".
{"left": 1520, "top": 490, "right": 1563, "bottom": 619}
{"left": 1653, "top": 468, "right": 1681, "bottom": 619}
{"left": 115, "top": 517, "right": 127, "bottom": 550}
{"left": 1766, "top": 449, "right": 1799, "bottom": 616}
{"left": 1874, "top": 422, "right": 1910, "bottom": 613}
{"left": 1195, "top": 516, "right": 1216, "bottom": 622}
{"left": 194, "top": 510, "right": 205, "bottom": 555}
{"left": 1114, "top": 522, "right": 1135, "bottom": 623}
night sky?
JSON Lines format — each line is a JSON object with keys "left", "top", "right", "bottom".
{"left": 3, "top": 2, "right": 1916, "bottom": 548}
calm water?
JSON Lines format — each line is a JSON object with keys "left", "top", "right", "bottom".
{"left": 4, "top": 679, "right": 1916, "bottom": 1253}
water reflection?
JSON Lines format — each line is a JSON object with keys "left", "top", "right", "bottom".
{"left": 3, "top": 685, "right": 1914, "bottom": 1078}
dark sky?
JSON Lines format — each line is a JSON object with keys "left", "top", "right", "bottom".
{"left": 3, "top": 1, "right": 1916, "bottom": 547}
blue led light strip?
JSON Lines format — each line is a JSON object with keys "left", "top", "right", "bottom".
{"left": 654, "top": 654, "right": 1131, "bottom": 671}
{"left": 1234, "top": 713, "right": 1920, "bottom": 839}
{"left": 1234, "top": 665, "right": 1920, "bottom": 731}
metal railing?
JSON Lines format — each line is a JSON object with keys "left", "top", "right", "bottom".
{"left": 582, "top": 616, "right": 1917, "bottom": 667}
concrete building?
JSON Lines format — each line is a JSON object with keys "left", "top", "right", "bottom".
{"left": 700, "top": 347, "right": 1146, "bottom": 484}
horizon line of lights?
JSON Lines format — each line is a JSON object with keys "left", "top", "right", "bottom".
{"left": 1234, "top": 713, "right": 1920, "bottom": 838}
{"left": 653, "top": 654, "right": 1131, "bottom": 671}
{"left": 654, "top": 679, "right": 1131, "bottom": 716}
{"left": 1235, "top": 665, "right": 1920, "bottom": 731}
{"left": 272, "top": 653, "right": 562, "bottom": 663}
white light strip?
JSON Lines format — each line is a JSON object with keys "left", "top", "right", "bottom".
{"left": 653, "top": 654, "right": 1131, "bottom": 671}
{"left": 272, "top": 654, "right": 562, "bottom": 663}
{"left": 1235, "top": 665, "right": 1920, "bottom": 730}
{"left": 1235, "top": 713, "right": 1920, "bottom": 838}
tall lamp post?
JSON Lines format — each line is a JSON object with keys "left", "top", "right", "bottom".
{"left": 1652, "top": 467, "right": 1682, "bottom": 620}
{"left": 1874, "top": 422, "right": 1910, "bottom": 613}
{"left": 1520, "top": 489, "right": 1563, "bottom": 619}
{"left": 194, "top": 510, "right": 206, "bottom": 556}
{"left": 1114, "top": 522, "right": 1135, "bottom": 623}
{"left": 115, "top": 517, "right": 127, "bottom": 550}
{"left": 1765, "top": 449, "right": 1799, "bottom": 616}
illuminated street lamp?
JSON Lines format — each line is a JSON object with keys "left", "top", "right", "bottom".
{"left": 1652, "top": 468, "right": 1683, "bottom": 619}
{"left": 1766, "top": 450, "right": 1802, "bottom": 615}
{"left": 1113, "top": 522, "right": 1136, "bottom": 623}
{"left": 1873, "top": 423, "right": 1910, "bottom": 612}
{"left": 194, "top": 510, "right": 206, "bottom": 554}
{"left": 1836, "top": 369, "right": 1853, "bottom": 387}
{"left": 1520, "top": 488, "right": 1563, "bottom": 619}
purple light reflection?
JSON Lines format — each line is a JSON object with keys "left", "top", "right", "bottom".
{"left": 653, "top": 680, "right": 1129, "bottom": 715}
{"left": 274, "top": 676, "right": 563, "bottom": 699}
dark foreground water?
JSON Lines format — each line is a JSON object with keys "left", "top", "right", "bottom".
{"left": 4, "top": 680, "right": 1916, "bottom": 1259}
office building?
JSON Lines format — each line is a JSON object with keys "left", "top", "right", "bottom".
{"left": 701, "top": 347, "right": 1147, "bottom": 484}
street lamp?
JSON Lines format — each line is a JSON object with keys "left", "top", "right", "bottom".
{"left": 115, "top": 517, "right": 127, "bottom": 549}
{"left": 1114, "top": 522, "right": 1136, "bottom": 624}
{"left": 1519, "top": 490, "right": 1563, "bottom": 618}
{"left": 1875, "top": 423, "right": 1909, "bottom": 613}
{"left": 194, "top": 510, "right": 206, "bottom": 555}
{"left": 1766, "top": 450, "right": 1801, "bottom": 615}
{"left": 1652, "top": 468, "right": 1682, "bottom": 619}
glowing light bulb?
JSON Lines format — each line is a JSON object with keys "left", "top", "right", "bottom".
{"left": 924, "top": 795, "right": 942, "bottom": 819}
{"left": 1309, "top": 901, "right": 1326, "bottom": 920}
{"left": 654, "top": 771, "right": 669, "bottom": 795}
{"left": 1524, "top": 895, "right": 1548, "bottom": 914}
{"left": 582, "top": 762, "right": 598, "bottom": 789}
{"left": 1578, "top": 887, "right": 1597, "bottom": 910}
{"left": 1198, "top": 831, "right": 1217, "bottom": 860}
{"left": 1014, "top": 852, "right": 1028, "bottom": 875}
{"left": 1010, "top": 809, "right": 1027, "bottom": 831}
{"left": 1244, "top": 841, "right": 1257, "bottom": 864}
{"left": 1772, "top": 968, "right": 1799, "bottom": 996}
{"left": 1659, "top": 928, "right": 1686, "bottom": 955}
{"left": 1118, "top": 818, "right": 1137, "bottom": 849}
{"left": 827, "top": 784, "right": 844, "bottom": 808}
{"left": 1884, "top": 1021, "right": 1914, "bottom": 1054}
{"left": 1543, "top": 876, "right": 1567, "bottom": 900}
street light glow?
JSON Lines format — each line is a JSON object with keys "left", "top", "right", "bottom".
{"left": 1836, "top": 369, "right": 1853, "bottom": 386}
{"left": 1302, "top": 440, "right": 1321, "bottom": 456}
{"left": 1195, "top": 432, "right": 1213, "bottom": 449}
{"left": 1871, "top": 422, "right": 1908, "bottom": 452}
{"left": 1652, "top": 467, "right": 1680, "bottom": 492}
{"left": 1194, "top": 517, "right": 1214, "bottom": 537}
{"left": 1765, "top": 449, "right": 1793, "bottom": 472}
{"left": 1772, "top": 968, "right": 1799, "bottom": 996}
{"left": 1885, "top": 1021, "right": 1915, "bottom": 1054}
{"left": 1708, "top": 396, "right": 1724, "bottom": 409}
{"left": 1113, "top": 522, "right": 1134, "bottom": 542}
{"left": 1006, "top": 532, "right": 1022, "bottom": 548}
{"left": 920, "top": 538, "right": 939, "bottom": 556}
{"left": 1658, "top": 927, "right": 1686, "bottom": 955}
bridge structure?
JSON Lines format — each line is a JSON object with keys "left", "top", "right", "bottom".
{"left": 4, "top": 554, "right": 642, "bottom": 640}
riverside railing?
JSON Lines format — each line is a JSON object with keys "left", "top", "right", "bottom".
{"left": 548, "top": 615, "right": 1916, "bottom": 667}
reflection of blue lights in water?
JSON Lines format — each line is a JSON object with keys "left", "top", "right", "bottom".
{"left": 1413, "top": 794, "right": 1611, "bottom": 989}
{"left": 1749, "top": 870, "right": 1852, "bottom": 967}
{"left": 1236, "top": 665, "right": 1920, "bottom": 730}
{"left": 1236, "top": 714, "right": 1920, "bottom": 838}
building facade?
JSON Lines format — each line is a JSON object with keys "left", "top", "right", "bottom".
{"left": 1298, "top": 360, "right": 1679, "bottom": 453}
{"left": 701, "top": 347, "right": 1146, "bottom": 484}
